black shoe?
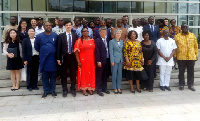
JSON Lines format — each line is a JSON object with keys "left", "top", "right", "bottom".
{"left": 136, "top": 89, "right": 141, "bottom": 93}
{"left": 52, "top": 92, "right": 57, "bottom": 98}
{"left": 130, "top": 90, "right": 135, "bottom": 93}
{"left": 97, "top": 92, "right": 104, "bottom": 96}
{"left": 102, "top": 90, "right": 110, "bottom": 94}
{"left": 118, "top": 91, "right": 122, "bottom": 94}
{"left": 63, "top": 91, "right": 67, "bottom": 97}
{"left": 71, "top": 90, "right": 76, "bottom": 97}
{"left": 179, "top": 86, "right": 184, "bottom": 90}
{"left": 160, "top": 86, "right": 165, "bottom": 91}
{"left": 15, "top": 86, "right": 20, "bottom": 90}
{"left": 28, "top": 88, "right": 32, "bottom": 91}
{"left": 42, "top": 93, "right": 48, "bottom": 99}
{"left": 188, "top": 86, "right": 196, "bottom": 91}
{"left": 33, "top": 87, "right": 39, "bottom": 90}
{"left": 165, "top": 86, "right": 171, "bottom": 91}
{"left": 11, "top": 88, "right": 15, "bottom": 91}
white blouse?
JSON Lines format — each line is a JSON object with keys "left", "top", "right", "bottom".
{"left": 30, "top": 38, "right": 39, "bottom": 55}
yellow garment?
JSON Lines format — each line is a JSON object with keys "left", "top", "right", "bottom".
{"left": 174, "top": 32, "right": 198, "bottom": 60}
{"left": 169, "top": 26, "right": 181, "bottom": 38}
{"left": 123, "top": 40, "right": 144, "bottom": 71}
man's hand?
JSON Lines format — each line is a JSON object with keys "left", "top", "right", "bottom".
{"left": 127, "top": 62, "right": 131, "bottom": 67}
{"left": 57, "top": 60, "right": 61, "bottom": 65}
{"left": 24, "top": 61, "right": 28, "bottom": 66}
{"left": 97, "top": 62, "right": 102, "bottom": 68}
{"left": 147, "top": 60, "right": 152, "bottom": 65}
{"left": 111, "top": 62, "right": 114, "bottom": 66}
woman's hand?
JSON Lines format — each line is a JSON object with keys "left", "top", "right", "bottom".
{"left": 111, "top": 62, "right": 114, "bottom": 66}
{"left": 127, "top": 62, "right": 131, "bottom": 67}
{"left": 141, "top": 58, "right": 144, "bottom": 65}
{"left": 7, "top": 53, "right": 14, "bottom": 58}
{"left": 78, "top": 62, "right": 81, "bottom": 68}
{"left": 24, "top": 61, "right": 28, "bottom": 66}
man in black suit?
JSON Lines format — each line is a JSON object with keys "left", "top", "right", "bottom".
{"left": 95, "top": 26, "right": 110, "bottom": 96}
{"left": 57, "top": 21, "right": 78, "bottom": 97}
{"left": 143, "top": 16, "right": 160, "bottom": 43}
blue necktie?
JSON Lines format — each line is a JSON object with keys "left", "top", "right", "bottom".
{"left": 68, "top": 34, "right": 72, "bottom": 53}
{"left": 151, "top": 25, "right": 154, "bottom": 33}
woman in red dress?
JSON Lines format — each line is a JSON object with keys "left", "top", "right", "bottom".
{"left": 74, "top": 27, "right": 95, "bottom": 96}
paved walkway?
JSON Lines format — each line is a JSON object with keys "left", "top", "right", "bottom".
{"left": 1, "top": 86, "right": 200, "bottom": 121}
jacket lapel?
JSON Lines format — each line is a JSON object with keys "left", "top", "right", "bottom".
{"left": 63, "top": 32, "right": 67, "bottom": 47}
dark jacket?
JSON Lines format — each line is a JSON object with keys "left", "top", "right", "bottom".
{"left": 56, "top": 32, "right": 78, "bottom": 60}
{"left": 22, "top": 37, "right": 33, "bottom": 62}
{"left": 143, "top": 24, "right": 160, "bottom": 43}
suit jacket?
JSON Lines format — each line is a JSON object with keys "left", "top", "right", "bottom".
{"left": 109, "top": 38, "right": 124, "bottom": 63}
{"left": 56, "top": 32, "right": 78, "bottom": 60}
{"left": 143, "top": 24, "right": 160, "bottom": 43}
{"left": 22, "top": 37, "right": 33, "bottom": 62}
{"left": 95, "top": 37, "right": 109, "bottom": 65}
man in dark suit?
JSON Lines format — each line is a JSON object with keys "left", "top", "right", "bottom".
{"left": 143, "top": 16, "right": 160, "bottom": 43}
{"left": 95, "top": 26, "right": 110, "bottom": 96}
{"left": 57, "top": 21, "right": 78, "bottom": 97}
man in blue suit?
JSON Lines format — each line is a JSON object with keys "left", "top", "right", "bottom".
{"left": 143, "top": 16, "right": 160, "bottom": 43}
{"left": 95, "top": 26, "right": 110, "bottom": 96}
{"left": 35, "top": 22, "right": 58, "bottom": 99}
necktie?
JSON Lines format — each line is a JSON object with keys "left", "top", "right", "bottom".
{"left": 103, "top": 39, "right": 109, "bottom": 58}
{"left": 68, "top": 33, "right": 72, "bottom": 53}
{"left": 151, "top": 25, "right": 154, "bottom": 33}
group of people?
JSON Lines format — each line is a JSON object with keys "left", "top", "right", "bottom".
{"left": 2, "top": 15, "right": 198, "bottom": 99}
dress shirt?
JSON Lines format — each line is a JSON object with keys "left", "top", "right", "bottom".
{"left": 35, "top": 26, "right": 45, "bottom": 36}
{"left": 174, "top": 32, "right": 198, "bottom": 60}
{"left": 30, "top": 38, "right": 39, "bottom": 55}
{"left": 128, "top": 26, "right": 144, "bottom": 42}
{"left": 52, "top": 26, "right": 66, "bottom": 35}
{"left": 75, "top": 25, "right": 93, "bottom": 38}
{"left": 156, "top": 38, "right": 177, "bottom": 66}
{"left": 149, "top": 24, "right": 154, "bottom": 32}
{"left": 101, "top": 37, "right": 109, "bottom": 58}
{"left": 66, "top": 32, "right": 73, "bottom": 53}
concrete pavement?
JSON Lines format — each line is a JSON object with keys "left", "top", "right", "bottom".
{"left": 1, "top": 86, "right": 200, "bottom": 121}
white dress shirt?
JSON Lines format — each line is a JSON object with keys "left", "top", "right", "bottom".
{"left": 128, "top": 26, "right": 144, "bottom": 42}
{"left": 30, "top": 38, "right": 39, "bottom": 55}
{"left": 156, "top": 37, "right": 177, "bottom": 66}
{"left": 35, "top": 26, "right": 45, "bottom": 36}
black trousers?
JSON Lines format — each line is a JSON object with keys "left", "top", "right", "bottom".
{"left": 177, "top": 60, "right": 195, "bottom": 87}
{"left": 95, "top": 59, "right": 109, "bottom": 92}
{"left": 26, "top": 55, "right": 39, "bottom": 89}
{"left": 61, "top": 54, "right": 77, "bottom": 92}
{"left": 142, "top": 62, "right": 155, "bottom": 90}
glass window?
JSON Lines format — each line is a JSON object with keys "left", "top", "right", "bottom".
{"left": 177, "top": 15, "right": 187, "bottom": 26}
{"left": 189, "top": 1, "right": 199, "bottom": 14}
{"left": 74, "top": 1, "right": 88, "bottom": 12}
{"left": 155, "top": 2, "right": 166, "bottom": 13}
{"left": 178, "top": 0, "right": 187, "bottom": 14}
{"left": 48, "top": 0, "right": 60, "bottom": 11}
{"left": 104, "top": 2, "right": 116, "bottom": 13}
{"left": 33, "top": 0, "right": 46, "bottom": 11}
{"left": 9, "top": 0, "right": 17, "bottom": 11}
{"left": 144, "top": 2, "right": 154, "bottom": 13}
{"left": 132, "top": 2, "right": 144, "bottom": 13}
{"left": 117, "top": 2, "right": 131, "bottom": 13}
{"left": 188, "top": 15, "right": 199, "bottom": 26}
{"left": 18, "top": 0, "right": 31, "bottom": 11}
{"left": 167, "top": 2, "right": 178, "bottom": 13}
{"left": 89, "top": 1, "right": 103, "bottom": 13}
{"left": 189, "top": 28, "right": 199, "bottom": 38}
{"left": 60, "top": 0, "right": 73, "bottom": 12}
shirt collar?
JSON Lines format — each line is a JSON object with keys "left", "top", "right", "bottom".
{"left": 66, "top": 32, "right": 72, "bottom": 35}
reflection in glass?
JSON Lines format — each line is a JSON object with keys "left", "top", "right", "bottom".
{"left": 189, "top": 28, "right": 199, "bottom": 38}
{"left": 167, "top": 2, "right": 178, "bottom": 13}
{"left": 188, "top": 2, "right": 199, "bottom": 14}
{"left": 104, "top": 2, "right": 116, "bottom": 13}
{"left": 60, "top": 0, "right": 73, "bottom": 12}
{"left": 132, "top": 2, "right": 143, "bottom": 13}
{"left": 48, "top": 0, "right": 60, "bottom": 11}
{"left": 74, "top": 1, "right": 88, "bottom": 12}
{"left": 117, "top": 2, "right": 131, "bottom": 13}
{"left": 178, "top": 0, "right": 187, "bottom": 14}
{"left": 177, "top": 15, "right": 187, "bottom": 26}
{"left": 89, "top": 1, "right": 103, "bottom": 13}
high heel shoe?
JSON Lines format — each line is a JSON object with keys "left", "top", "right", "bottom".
{"left": 136, "top": 89, "right": 141, "bottom": 93}
{"left": 15, "top": 86, "right": 20, "bottom": 90}
{"left": 118, "top": 90, "right": 122, "bottom": 94}
{"left": 87, "top": 90, "right": 93, "bottom": 95}
{"left": 11, "top": 88, "right": 15, "bottom": 91}
{"left": 82, "top": 90, "right": 88, "bottom": 96}
{"left": 130, "top": 90, "right": 135, "bottom": 93}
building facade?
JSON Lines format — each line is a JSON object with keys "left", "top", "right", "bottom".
{"left": 0, "top": 0, "right": 200, "bottom": 36}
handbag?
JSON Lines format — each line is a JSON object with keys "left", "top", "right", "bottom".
{"left": 7, "top": 47, "right": 18, "bottom": 57}
{"left": 20, "top": 66, "right": 27, "bottom": 81}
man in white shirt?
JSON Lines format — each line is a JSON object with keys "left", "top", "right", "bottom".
{"left": 35, "top": 17, "right": 45, "bottom": 36}
{"left": 156, "top": 30, "right": 177, "bottom": 91}
{"left": 128, "top": 19, "right": 143, "bottom": 42}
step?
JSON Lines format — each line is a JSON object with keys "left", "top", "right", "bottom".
{"left": 0, "top": 78, "right": 200, "bottom": 97}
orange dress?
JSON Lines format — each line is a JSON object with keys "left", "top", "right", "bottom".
{"left": 74, "top": 38, "right": 95, "bottom": 91}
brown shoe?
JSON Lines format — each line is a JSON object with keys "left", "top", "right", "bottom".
{"left": 179, "top": 86, "right": 184, "bottom": 90}
{"left": 188, "top": 86, "right": 196, "bottom": 91}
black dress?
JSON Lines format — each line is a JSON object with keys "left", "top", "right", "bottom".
{"left": 6, "top": 42, "right": 23, "bottom": 70}
{"left": 17, "top": 30, "right": 28, "bottom": 43}
{"left": 141, "top": 40, "right": 157, "bottom": 90}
